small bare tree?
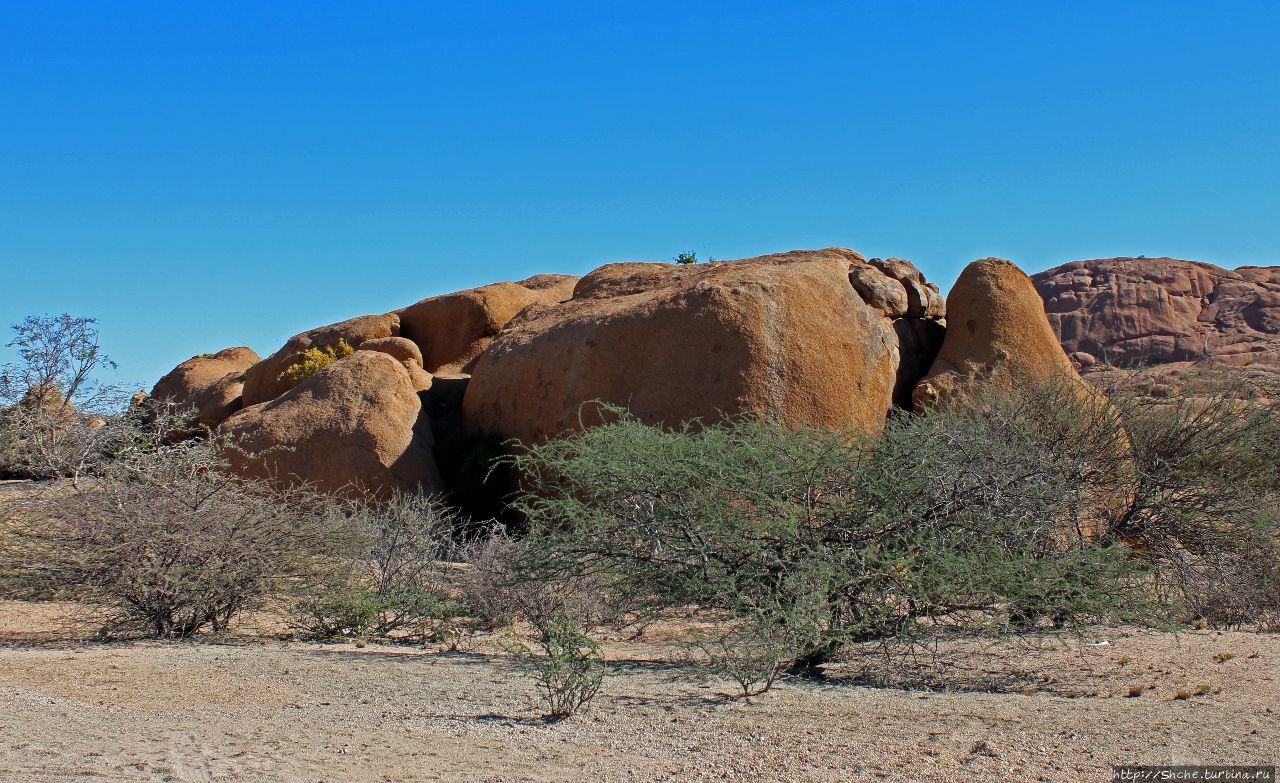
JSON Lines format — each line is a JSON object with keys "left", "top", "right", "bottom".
{"left": 0, "top": 314, "right": 132, "bottom": 479}
{"left": 0, "top": 314, "right": 117, "bottom": 411}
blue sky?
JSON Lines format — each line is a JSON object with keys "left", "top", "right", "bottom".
{"left": 2, "top": 1, "right": 1278, "bottom": 389}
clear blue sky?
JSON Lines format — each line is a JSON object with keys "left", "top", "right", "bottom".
{"left": 3, "top": 1, "right": 1278, "bottom": 390}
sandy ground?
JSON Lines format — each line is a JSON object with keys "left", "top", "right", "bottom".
{"left": 0, "top": 600, "right": 1276, "bottom": 783}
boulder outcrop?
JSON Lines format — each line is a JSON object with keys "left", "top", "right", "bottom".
{"left": 914, "top": 258, "right": 1083, "bottom": 410}
{"left": 241, "top": 313, "right": 401, "bottom": 406}
{"left": 150, "top": 346, "right": 260, "bottom": 429}
{"left": 220, "top": 350, "right": 442, "bottom": 497}
{"left": 397, "top": 275, "right": 578, "bottom": 374}
{"left": 463, "top": 249, "right": 946, "bottom": 445}
{"left": 1032, "top": 257, "right": 1280, "bottom": 369}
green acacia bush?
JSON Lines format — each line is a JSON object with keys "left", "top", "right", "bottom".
{"left": 507, "top": 384, "right": 1156, "bottom": 693}
{"left": 509, "top": 614, "right": 606, "bottom": 719}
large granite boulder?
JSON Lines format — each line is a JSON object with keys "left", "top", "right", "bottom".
{"left": 914, "top": 258, "right": 1085, "bottom": 411}
{"left": 463, "top": 249, "right": 945, "bottom": 445}
{"left": 150, "top": 346, "right": 260, "bottom": 429}
{"left": 221, "top": 351, "right": 442, "bottom": 498}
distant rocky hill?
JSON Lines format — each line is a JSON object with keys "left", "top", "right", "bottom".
{"left": 1032, "top": 257, "right": 1280, "bottom": 370}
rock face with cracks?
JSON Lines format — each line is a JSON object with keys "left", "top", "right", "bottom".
{"left": 1032, "top": 257, "right": 1280, "bottom": 370}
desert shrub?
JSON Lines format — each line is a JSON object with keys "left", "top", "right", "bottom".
{"left": 1099, "top": 374, "right": 1280, "bottom": 627}
{"left": 454, "top": 528, "right": 521, "bottom": 629}
{"left": 6, "top": 424, "right": 357, "bottom": 638}
{"left": 294, "top": 492, "right": 468, "bottom": 642}
{"left": 277, "top": 339, "right": 354, "bottom": 386}
{"left": 688, "top": 614, "right": 817, "bottom": 697}
{"left": 456, "top": 526, "right": 625, "bottom": 632}
{"left": 510, "top": 385, "right": 1154, "bottom": 691}
{"left": 508, "top": 614, "right": 606, "bottom": 720}
{"left": 456, "top": 527, "right": 612, "bottom": 715}
{"left": 673, "top": 251, "right": 697, "bottom": 265}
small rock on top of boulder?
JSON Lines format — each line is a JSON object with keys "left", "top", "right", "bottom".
{"left": 357, "top": 336, "right": 434, "bottom": 392}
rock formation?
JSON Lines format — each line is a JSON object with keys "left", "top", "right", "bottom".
{"left": 462, "top": 249, "right": 946, "bottom": 445}
{"left": 220, "top": 350, "right": 442, "bottom": 498}
{"left": 1032, "top": 257, "right": 1280, "bottom": 370}
{"left": 396, "top": 275, "right": 578, "bottom": 374}
{"left": 241, "top": 313, "right": 401, "bottom": 407}
{"left": 150, "top": 346, "right": 261, "bottom": 429}
{"left": 136, "top": 248, "right": 1148, "bottom": 500}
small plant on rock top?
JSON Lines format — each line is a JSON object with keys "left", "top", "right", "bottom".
{"left": 278, "top": 339, "right": 355, "bottom": 386}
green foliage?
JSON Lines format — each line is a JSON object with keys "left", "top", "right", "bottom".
{"left": 278, "top": 339, "right": 355, "bottom": 386}
{"left": 296, "top": 586, "right": 465, "bottom": 641}
{"left": 510, "top": 384, "right": 1156, "bottom": 687}
{"left": 510, "top": 614, "right": 606, "bottom": 719}
{"left": 672, "top": 251, "right": 697, "bottom": 265}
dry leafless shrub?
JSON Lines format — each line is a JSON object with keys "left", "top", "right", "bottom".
{"left": 292, "top": 493, "right": 470, "bottom": 642}
{"left": 457, "top": 528, "right": 617, "bottom": 718}
{"left": 5, "top": 415, "right": 358, "bottom": 639}
{"left": 0, "top": 314, "right": 138, "bottom": 481}
{"left": 1096, "top": 371, "right": 1280, "bottom": 629}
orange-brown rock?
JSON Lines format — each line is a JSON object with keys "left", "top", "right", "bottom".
{"left": 241, "top": 314, "right": 401, "bottom": 406}
{"left": 220, "top": 351, "right": 442, "bottom": 498}
{"left": 150, "top": 347, "right": 261, "bottom": 429}
{"left": 18, "top": 384, "right": 75, "bottom": 419}
{"left": 397, "top": 275, "right": 578, "bottom": 374}
{"left": 464, "top": 249, "right": 945, "bottom": 445}
{"left": 1032, "top": 257, "right": 1280, "bottom": 370}
{"left": 914, "top": 258, "right": 1083, "bottom": 410}
{"left": 357, "top": 336, "right": 433, "bottom": 393}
